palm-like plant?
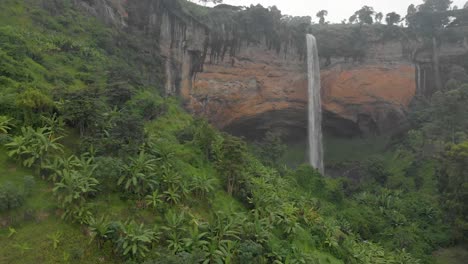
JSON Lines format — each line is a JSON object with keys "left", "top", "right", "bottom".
{"left": 145, "top": 190, "right": 163, "bottom": 209}
{"left": 243, "top": 209, "right": 271, "bottom": 244}
{"left": 6, "top": 126, "right": 63, "bottom": 168}
{"left": 163, "top": 186, "right": 182, "bottom": 205}
{"left": 167, "top": 230, "right": 184, "bottom": 253}
{"left": 190, "top": 173, "right": 216, "bottom": 198}
{"left": 217, "top": 240, "right": 238, "bottom": 264}
{"left": 40, "top": 113, "right": 66, "bottom": 139}
{"left": 116, "top": 221, "right": 157, "bottom": 260}
{"left": 0, "top": 116, "right": 13, "bottom": 134}
{"left": 162, "top": 210, "right": 188, "bottom": 253}
{"left": 159, "top": 164, "right": 182, "bottom": 189}
{"left": 47, "top": 231, "right": 62, "bottom": 250}
{"left": 13, "top": 242, "right": 31, "bottom": 256}
{"left": 43, "top": 155, "right": 82, "bottom": 182}
{"left": 87, "top": 215, "right": 111, "bottom": 249}
{"left": 203, "top": 236, "right": 224, "bottom": 264}
{"left": 118, "top": 150, "right": 158, "bottom": 197}
{"left": 182, "top": 225, "right": 209, "bottom": 253}
{"left": 52, "top": 169, "right": 99, "bottom": 208}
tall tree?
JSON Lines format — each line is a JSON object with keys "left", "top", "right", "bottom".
{"left": 215, "top": 134, "right": 247, "bottom": 196}
{"left": 386, "top": 12, "right": 401, "bottom": 26}
{"left": 418, "top": 0, "right": 452, "bottom": 12}
{"left": 316, "top": 10, "right": 328, "bottom": 25}
{"left": 349, "top": 6, "right": 375, "bottom": 25}
{"left": 375, "top": 12, "right": 383, "bottom": 23}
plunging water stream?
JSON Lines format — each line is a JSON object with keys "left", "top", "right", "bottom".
{"left": 306, "top": 34, "right": 324, "bottom": 174}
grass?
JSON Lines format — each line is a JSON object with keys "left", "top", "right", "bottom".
{"left": 0, "top": 218, "right": 115, "bottom": 263}
{"left": 0, "top": 148, "right": 113, "bottom": 263}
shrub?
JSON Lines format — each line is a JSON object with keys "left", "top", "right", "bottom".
{"left": 23, "top": 175, "right": 35, "bottom": 196}
{"left": 0, "top": 181, "right": 24, "bottom": 212}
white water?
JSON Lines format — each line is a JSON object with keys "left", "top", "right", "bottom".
{"left": 306, "top": 34, "right": 324, "bottom": 174}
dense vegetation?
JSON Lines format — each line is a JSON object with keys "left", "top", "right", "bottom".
{"left": 0, "top": 0, "right": 467, "bottom": 263}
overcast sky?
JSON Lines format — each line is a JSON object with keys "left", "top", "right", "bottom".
{"left": 198, "top": 0, "right": 466, "bottom": 22}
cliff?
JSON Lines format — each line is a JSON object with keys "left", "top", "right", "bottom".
{"left": 75, "top": 1, "right": 468, "bottom": 139}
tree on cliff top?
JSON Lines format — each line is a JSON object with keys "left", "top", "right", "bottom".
{"left": 349, "top": 6, "right": 375, "bottom": 25}
{"left": 386, "top": 12, "right": 401, "bottom": 26}
{"left": 316, "top": 10, "right": 328, "bottom": 25}
{"left": 375, "top": 12, "right": 383, "bottom": 23}
{"left": 418, "top": 0, "right": 452, "bottom": 12}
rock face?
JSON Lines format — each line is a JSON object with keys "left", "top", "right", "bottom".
{"left": 184, "top": 45, "right": 309, "bottom": 140}
{"left": 321, "top": 63, "right": 416, "bottom": 136}
{"left": 183, "top": 43, "right": 416, "bottom": 139}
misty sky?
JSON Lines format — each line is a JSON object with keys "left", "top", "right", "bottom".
{"left": 199, "top": 0, "right": 466, "bottom": 22}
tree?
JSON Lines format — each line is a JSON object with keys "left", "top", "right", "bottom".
{"left": 60, "top": 89, "right": 105, "bottom": 136}
{"left": 363, "top": 157, "right": 390, "bottom": 185}
{"left": 375, "top": 12, "right": 383, "bottom": 23}
{"left": 418, "top": 0, "right": 452, "bottom": 12}
{"left": 438, "top": 141, "right": 468, "bottom": 241}
{"left": 15, "top": 88, "right": 54, "bottom": 125}
{"left": 386, "top": 12, "right": 401, "bottom": 26}
{"left": 316, "top": 10, "right": 328, "bottom": 25}
{"left": 350, "top": 6, "right": 375, "bottom": 25}
{"left": 255, "top": 131, "right": 286, "bottom": 168}
{"left": 214, "top": 134, "right": 247, "bottom": 196}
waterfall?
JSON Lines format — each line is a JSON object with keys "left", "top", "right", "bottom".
{"left": 306, "top": 34, "right": 324, "bottom": 174}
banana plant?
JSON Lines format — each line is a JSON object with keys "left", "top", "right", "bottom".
{"left": 118, "top": 150, "right": 158, "bottom": 197}
{"left": 47, "top": 231, "right": 62, "bottom": 249}
{"left": 87, "top": 215, "right": 112, "bottom": 249}
{"left": 182, "top": 224, "right": 209, "bottom": 252}
{"left": 0, "top": 116, "right": 12, "bottom": 134}
{"left": 145, "top": 190, "right": 163, "bottom": 209}
{"left": 116, "top": 221, "right": 157, "bottom": 260}
{"left": 190, "top": 173, "right": 216, "bottom": 198}
{"left": 52, "top": 169, "right": 99, "bottom": 207}
{"left": 6, "top": 126, "right": 63, "bottom": 168}
{"left": 163, "top": 186, "right": 182, "bottom": 205}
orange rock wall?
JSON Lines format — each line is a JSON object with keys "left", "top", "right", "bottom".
{"left": 185, "top": 46, "right": 307, "bottom": 129}
{"left": 182, "top": 43, "right": 416, "bottom": 136}
{"left": 322, "top": 64, "right": 416, "bottom": 129}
